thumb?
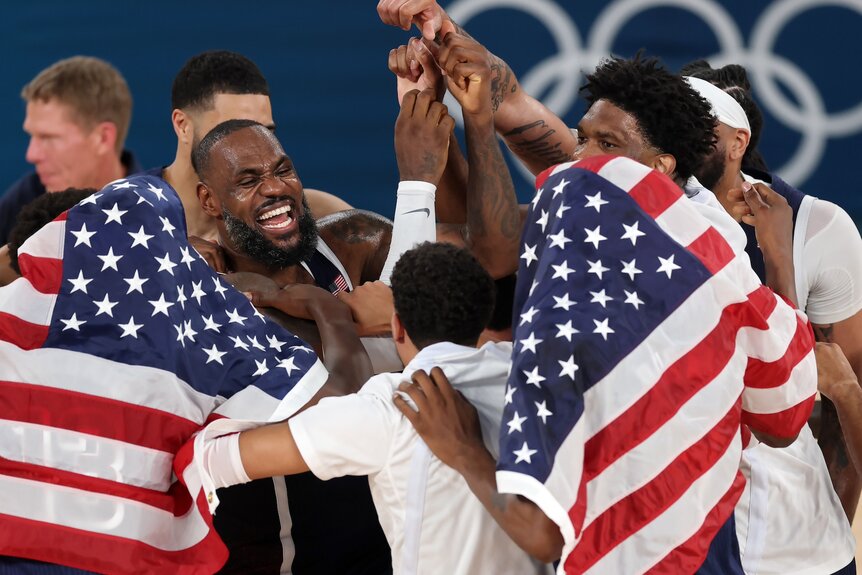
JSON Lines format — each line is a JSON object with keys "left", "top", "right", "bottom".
{"left": 742, "top": 181, "right": 767, "bottom": 214}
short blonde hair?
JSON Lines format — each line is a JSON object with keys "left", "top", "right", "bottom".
{"left": 22, "top": 56, "right": 132, "bottom": 154}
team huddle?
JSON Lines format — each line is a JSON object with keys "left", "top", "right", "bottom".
{"left": 1, "top": 1, "right": 861, "bottom": 574}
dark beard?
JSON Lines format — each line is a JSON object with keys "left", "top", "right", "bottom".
{"left": 223, "top": 198, "right": 318, "bottom": 269}
{"left": 695, "top": 144, "right": 727, "bottom": 192}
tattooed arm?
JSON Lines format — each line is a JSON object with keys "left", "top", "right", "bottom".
{"left": 813, "top": 315, "right": 862, "bottom": 520}
{"left": 434, "top": 32, "right": 521, "bottom": 278}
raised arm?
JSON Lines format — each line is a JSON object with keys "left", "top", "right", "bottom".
{"left": 378, "top": 0, "right": 577, "bottom": 175}
{"left": 434, "top": 31, "right": 521, "bottom": 278}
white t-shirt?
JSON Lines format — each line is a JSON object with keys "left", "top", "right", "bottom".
{"left": 289, "top": 341, "right": 549, "bottom": 575}
{"left": 689, "top": 175, "right": 861, "bottom": 575}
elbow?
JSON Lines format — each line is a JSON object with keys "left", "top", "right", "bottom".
{"left": 516, "top": 510, "right": 564, "bottom": 564}
{"left": 752, "top": 428, "right": 799, "bottom": 448}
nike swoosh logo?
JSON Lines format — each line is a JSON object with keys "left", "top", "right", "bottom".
{"left": 402, "top": 208, "right": 430, "bottom": 217}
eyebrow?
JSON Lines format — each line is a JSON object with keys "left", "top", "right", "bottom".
{"left": 233, "top": 155, "right": 289, "bottom": 178}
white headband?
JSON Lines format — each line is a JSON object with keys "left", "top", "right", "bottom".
{"left": 685, "top": 76, "right": 751, "bottom": 133}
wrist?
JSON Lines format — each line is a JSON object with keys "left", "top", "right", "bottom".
{"left": 823, "top": 378, "right": 861, "bottom": 404}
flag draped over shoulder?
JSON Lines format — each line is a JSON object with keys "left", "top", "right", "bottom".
{"left": 495, "top": 156, "right": 815, "bottom": 575}
{"left": 0, "top": 175, "right": 327, "bottom": 574}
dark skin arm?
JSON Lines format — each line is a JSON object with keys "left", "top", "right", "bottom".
{"left": 732, "top": 183, "right": 861, "bottom": 514}
{"left": 378, "top": 0, "right": 576, "bottom": 175}
{"left": 393, "top": 368, "right": 563, "bottom": 562}
{"left": 434, "top": 33, "right": 521, "bottom": 278}
{"left": 247, "top": 280, "right": 373, "bottom": 402}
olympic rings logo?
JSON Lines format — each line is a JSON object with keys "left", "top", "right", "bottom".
{"left": 444, "top": 0, "right": 862, "bottom": 186}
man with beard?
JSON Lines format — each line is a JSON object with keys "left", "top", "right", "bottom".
{"left": 190, "top": 35, "right": 520, "bottom": 568}
{"left": 683, "top": 64, "right": 860, "bottom": 575}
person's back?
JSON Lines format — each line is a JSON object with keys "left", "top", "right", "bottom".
{"left": 286, "top": 243, "right": 548, "bottom": 574}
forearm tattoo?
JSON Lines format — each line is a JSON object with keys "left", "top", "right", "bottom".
{"left": 503, "top": 120, "right": 573, "bottom": 168}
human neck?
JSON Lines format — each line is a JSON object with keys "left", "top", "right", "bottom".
{"left": 163, "top": 146, "right": 218, "bottom": 240}
{"left": 710, "top": 165, "right": 746, "bottom": 219}
{"left": 82, "top": 153, "right": 126, "bottom": 190}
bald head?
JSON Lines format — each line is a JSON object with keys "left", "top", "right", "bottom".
{"left": 191, "top": 118, "right": 275, "bottom": 180}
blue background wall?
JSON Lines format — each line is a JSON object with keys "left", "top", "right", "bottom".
{"left": 1, "top": 0, "right": 860, "bottom": 220}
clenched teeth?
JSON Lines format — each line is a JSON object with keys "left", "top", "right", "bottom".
{"left": 257, "top": 204, "right": 293, "bottom": 221}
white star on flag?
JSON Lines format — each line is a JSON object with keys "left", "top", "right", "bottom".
{"left": 118, "top": 317, "right": 144, "bottom": 339}
{"left": 584, "top": 226, "right": 606, "bottom": 249}
{"left": 552, "top": 261, "right": 575, "bottom": 281}
{"left": 148, "top": 293, "right": 175, "bottom": 317}
{"left": 535, "top": 400, "right": 553, "bottom": 424}
{"left": 590, "top": 289, "right": 613, "bottom": 308}
{"left": 203, "top": 345, "right": 227, "bottom": 365}
{"left": 535, "top": 210, "right": 549, "bottom": 233}
{"left": 657, "top": 254, "right": 681, "bottom": 279}
{"left": 97, "top": 247, "right": 123, "bottom": 272}
{"left": 93, "top": 294, "right": 118, "bottom": 317}
{"left": 552, "top": 178, "right": 569, "bottom": 197}
{"left": 555, "top": 320, "right": 579, "bottom": 342}
{"left": 593, "top": 318, "right": 615, "bottom": 340}
{"left": 102, "top": 203, "right": 128, "bottom": 224}
{"left": 60, "top": 313, "right": 86, "bottom": 332}
{"left": 523, "top": 366, "right": 546, "bottom": 387}
{"left": 587, "top": 259, "right": 610, "bottom": 280}
{"left": 253, "top": 359, "right": 269, "bottom": 376}
{"left": 226, "top": 308, "right": 247, "bottom": 325}
{"left": 68, "top": 271, "right": 92, "bottom": 294}
{"left": 558, "top": 355, "right": 579, "bottom": 379}
{"left": 548, "top": 230, "right": 571, "bottom": 250}
{"left": 621, "top": 221, "right": 646, "bottom": 245}
{"left": 520, "top": 332, "right": 543, "bottom": 354}
{"left": 278, "top": 357, "right": 299, "bottom": 375}
{"left": 519, "top": 306, "right": 539, "bottom": 326}
{"left": 123, "top": 270, "right": 149, "bottom": 294}
{"left": 513, "top": 442, "right": 538, "bottom": 464}
{"left": 624, "top": 290, "right": 645, "bottom": 310}
{"left": 71, "top": 223, "right": 96, "bottom": 247}
{"left": 202, "top": 315, "right": 222, "bottom": 332}
{"left": 584, "top": 191, "right": 608, "bottom": 212}
{"left": 507, "top": 411, "right": 528, "bottom": 434}
{"left": 128, "top": 226, "right": 154, "bottom": 249}
{"left": 521, "top": 244, "right": 538, "bottom": 266}
{"left": 155, "top": 253, "right": 177, "bottom": 276}
{"left": 553, "top": 293, "right": 576, "bottom": 311}
{"left": 621, "top": 259, "right": 642, "bottom": 281}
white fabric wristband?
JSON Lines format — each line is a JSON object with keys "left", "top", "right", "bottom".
{"left": 200, "top": 432, "right": 251, "bottom": 490}
{"left": 379, "top": 181, "right": 437, "bottom": 285}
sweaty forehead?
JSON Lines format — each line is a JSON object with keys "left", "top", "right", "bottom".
{"left": 212, "top": 126, "right": 285, "bottom": 172}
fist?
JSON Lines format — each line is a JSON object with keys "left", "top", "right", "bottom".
{"left": 394, "top": 88, "right": 455, "bottom": 183}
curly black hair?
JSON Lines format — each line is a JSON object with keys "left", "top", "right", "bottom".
{"left": 171, "top": 50, "right": 269, "bottom": 112}
{"left": 582, "top": 54, "right": 717, "bottom": 183}
{"left": 390, "top": 242, "right": 495, "bottom": 350}
{"left": 680, "top": 59, "right": 769, "bottom": 172}
{"left": 8, "top": 188, "right": 96, "bottom": 274}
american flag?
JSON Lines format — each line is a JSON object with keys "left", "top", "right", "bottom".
{"left": 0, "top": 175, "right": 327, "bottom": 574}
{"left": 495, "top": 156, "right": 816, "bottom": 574}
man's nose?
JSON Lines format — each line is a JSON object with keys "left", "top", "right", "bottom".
{"left": 258, "top": 173, "right": 289, "bottom": 197}
{"left": 25, "top": 137, "right": 43, "bottom": 165}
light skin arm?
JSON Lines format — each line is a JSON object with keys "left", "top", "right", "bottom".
{"left": 393, "top": 368, "right": 563, "bottom": 563}
{"left": 239, "top": 420, "right": 309, "bottom": 479}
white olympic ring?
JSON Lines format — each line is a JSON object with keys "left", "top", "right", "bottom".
{"left": 443, "top": 0, "right": 862, "bottom": 187}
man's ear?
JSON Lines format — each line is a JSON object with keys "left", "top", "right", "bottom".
{"left": 729, "top": 129, "right": 750, "bottom": 162}
{"left": 391, "top": 312, "right": 406, "bottom": 344}
{"left": 197, "top": 182, "right": 222, "bottom": 218}
{"left": 91, "top": 121, "right": 119, "bottom": 157}
{"left": 650, "top": 153, "right": 676, "bottom": 178}
{"left": 172, "top": 109, "right": 193, "bottom": 146}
